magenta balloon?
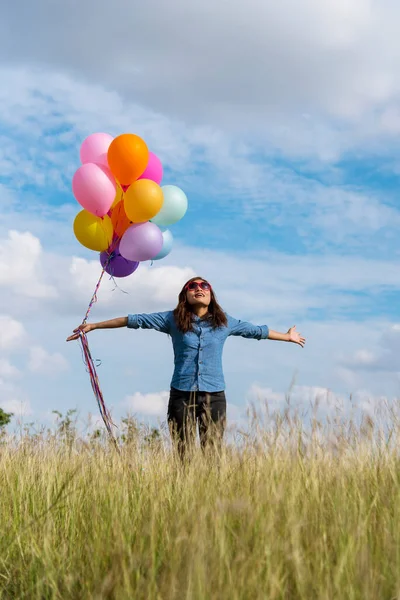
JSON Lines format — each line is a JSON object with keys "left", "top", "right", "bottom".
{"left": 100, "top": 242, "right": 139, "bottom": 278}
{"left": 119, "top": 222, "right": 163, "bottom": 262}
{"left": 72, "top": 163, "right": 116, "bottom": 217}
{"left": 138, "top": 152, "right": 163, "bottom": 185}
{"left": 80, "top": 133, "right": 113, "bottom": 169}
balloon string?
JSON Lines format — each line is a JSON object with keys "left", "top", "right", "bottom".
{"left": 82, "top": 235, "right": 120, "bottom": 324}
{"left": 79, "top": 330, "right": 120, "bottom": 453}
{"left": 82, "top": 268, "right": 107, "bottom": 325}
{"left": 77, "top": 240, "right": 121, "bottom": 450}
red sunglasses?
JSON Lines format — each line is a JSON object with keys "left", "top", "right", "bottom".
{"left": 185, "top": 281, "right": 212, "bottom": 292}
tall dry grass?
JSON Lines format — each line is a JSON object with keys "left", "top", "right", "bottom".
{"left": 1, "top": 401, "right": 400, "bottom": 599}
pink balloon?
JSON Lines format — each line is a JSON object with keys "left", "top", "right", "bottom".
{"left": 80, "top": 133, "right": 114, "bottom": 169}
{"left": 119, "top": 222, "right": 163, "bottom": 262}
{"left": 72, "top": 163, "right": 117, "bottom": 217}
{"left": 138, "top": 152, "right": 163, "bottom": 184}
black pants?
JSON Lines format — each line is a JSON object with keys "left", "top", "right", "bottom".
{"left": 167, "top": 387, "right": 226, "bottom": 459}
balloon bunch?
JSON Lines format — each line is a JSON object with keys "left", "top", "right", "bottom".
{"left": 72, "top": 132, "right": 188, "bottom": 278}
{"left": 70, "top": 132, "right": 188, "bottom": 448}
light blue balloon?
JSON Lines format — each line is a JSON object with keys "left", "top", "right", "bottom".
{"left": 151, "top": 185, "right": 188, "bottom": 227}
{"left": 152, "top": 229, "right": 173, "bottom": 260}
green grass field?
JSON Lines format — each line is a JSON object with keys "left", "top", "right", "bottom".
{"left": 1, "top": 405, "right": 400, "bottom": 599}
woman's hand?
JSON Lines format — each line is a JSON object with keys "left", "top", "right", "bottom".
{"left": 66, "top": 323, "right": 96, "bottom": 342}
{"left": 287, "top": 325, "right": 306, "bottom": 348}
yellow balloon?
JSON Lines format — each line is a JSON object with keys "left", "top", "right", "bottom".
{"left": 73, "top": 210, "right": 113, "bottom": 252}
{"left": 124, "top": 179, "right": 164, "bottom": 223}
{"left": 111, "top": 185, "right": 123, "bottom": 209}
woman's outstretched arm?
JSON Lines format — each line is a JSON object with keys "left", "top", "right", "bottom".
{"left": 228, "top": 316, "right": 305, "bottom": 348}
{"left": 66, "top": 317, "right": 128, "bottom": 341}
{"left": 66, "top": 311, "right": 172, "bottom": 342}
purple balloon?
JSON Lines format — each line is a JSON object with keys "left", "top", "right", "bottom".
{"left": 119, "top": 222, "right": 163, "bottom": 262}
{"left": 100, "top": 242, "right": 139, "bottom": 278}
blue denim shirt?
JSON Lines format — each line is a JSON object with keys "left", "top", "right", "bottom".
{"left": 127, "top": 311, "right": 269, "bottom": 392}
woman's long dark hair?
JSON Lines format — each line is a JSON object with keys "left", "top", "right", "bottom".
{"left": 173, "top": 277, "right": 228, "bottom": 333}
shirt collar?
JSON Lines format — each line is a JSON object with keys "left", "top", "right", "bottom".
{"left": 192, "top": 313, "right": 211, "bottom": 322}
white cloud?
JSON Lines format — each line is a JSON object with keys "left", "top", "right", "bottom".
{"left": 0, "top": 227, "right": 195, "bottom": 319}
{"left": 27, "top": 345, "right": 69, "bottom": 375}
{"left": 67, "top": 256, "right": 195, "bottom": 315}
{"left": 350, "top": 350, "right": 377, "bottom": 367}
{"left": 339, "top": 323, "right": 400, "bottom": 374}
{"left": 0, "top": 378, "right": 32, "bottom": 417}
{"left": 0, "top": 230, "right": 57, "bottom": 298}
{"left": 247, "top": 384, "right": 287, "bottom": 412}
{"left": 0, "top": 2, "right": 384, "bottom": 120}
{"left": 0, "top": 398, "right": 32, "bottom": 417}
{"left": 3, "top": 2, "right": 400, "bottom": 162}
{"left": 247, "top": 383, "right": 342, "bottom": 415}
{"left": 0, "top": 69, "right": 399, "bottom": 255}
{"left": 2, "top": 226, "right": 400, "bottom": 330}
{"left": 123, "top": 391, "right": 169, "bottom": 418}
{"left": 0, "top": 315, "right": 26, "bottom": 351}
{"left": 0, "top": 359, "right": 20, "bottom": 378}
{"left": 169, "top": 245, "right": 400, "bottom": 322}
{"left": 246, "top": 382, "right": 394, "bottom": 421}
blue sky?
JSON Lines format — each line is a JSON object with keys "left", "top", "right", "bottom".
{"left": 1, "top": 1, "right": 400, "bottom": 434}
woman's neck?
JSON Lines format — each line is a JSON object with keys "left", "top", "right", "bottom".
{"left": 192, "top": 306, "right": 209, "bottom": 318}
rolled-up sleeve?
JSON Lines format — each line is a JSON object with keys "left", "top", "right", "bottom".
{"left": 127, "top": 311, "right": 171, "bottom": 334}
{"left": 227, "top": 315, "right": 269, "bottom": 340}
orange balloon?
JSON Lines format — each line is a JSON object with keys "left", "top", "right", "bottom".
{"left": 110, "top": 200, "right": 131, "bottom": 238}
{"left": 124, "top": 179, "right": 164, "bottom": 223}
{"left": 107, "top": 134, "right": 149, "bottom": 186}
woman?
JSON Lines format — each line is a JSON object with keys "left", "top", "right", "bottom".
{"left": 67, "top": 277, "right": 305, "bottom": 457}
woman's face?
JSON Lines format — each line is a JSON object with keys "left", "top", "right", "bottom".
{"left": 185, "top": 279, "right": 212, "bottom": 308}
